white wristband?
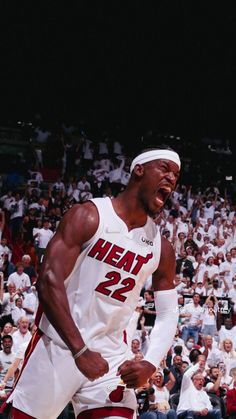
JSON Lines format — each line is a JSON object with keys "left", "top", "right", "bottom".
{"left": 73, "top": 345, "right": 88, "bottom": 360}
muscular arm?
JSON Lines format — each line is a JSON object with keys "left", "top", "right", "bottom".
{"left": 36, "top": 202, "right": 109, "bottom": 379}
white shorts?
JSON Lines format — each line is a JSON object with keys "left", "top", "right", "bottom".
{"left": 8, "top": 333, "right": 137, "bottom": 419}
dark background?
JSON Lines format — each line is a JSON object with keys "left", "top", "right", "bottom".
{"left": 1, "top": 2, "right": 236, "bottom": 142}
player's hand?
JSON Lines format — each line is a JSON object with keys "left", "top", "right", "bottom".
{"left": 117, "top": 360, "right": 156, "bottom": 388}
{"left": 75, "top": 348, "right": 109, "bottom": 381}
{"left": 199, "top": 408, "right": 208, "bottom": 416}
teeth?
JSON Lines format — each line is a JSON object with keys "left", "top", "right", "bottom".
{"left": 159, "top": 186, "right": 171, "bottom": 194}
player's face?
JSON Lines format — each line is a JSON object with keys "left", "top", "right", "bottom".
{"left": 139, "top": 159, "right": 179, "bottom": 217}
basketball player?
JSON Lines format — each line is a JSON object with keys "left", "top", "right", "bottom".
{"left": 9, "top": 147, "right": 181, "bottom": 418}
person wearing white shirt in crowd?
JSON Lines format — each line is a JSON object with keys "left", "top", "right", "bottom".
{"left": 201, "top": 244, "right": 213, "bottom": 263}
{"left": 193, "top": 280, "right": 207, "bottom": 297}
{"left": 9, "top": 193, "right": 25, "bottom": 242}
{"left": 0, "top": 238, "right": 12, "bottom": 261}
{"left": 22, "top": 284, "right": 38, "bottom": 325}
{"left": 219, "top": 252, "right": 234, "bottom": 290}
{"left": 175, "top": 275, "right": 192, "bottom": 295}
{"left": 36, "top": 218, "right": 54, "bottom": 264}
{"left": 165, "top": 215, "right": 176, "bottom": 242}
{"left": 203, "top": 199, "right": 216, "bottom": 221}
{"left": 218, "top": 318, "right": 236, "bottom": 350}
{"left": 203, "top": 256, "right": 219, "bottom": 282}
{"left": 217, "top": 361, "right": 233, "bottom": 388}
{"left": 219, "top": 338, "right": 236, "bottom": 375}
{"left": 77, "top": 176, "right": 91, "bottom": 192}
{"left": 0, "top": 191, "right": 13, "bottom": 212}
{"left": 80, "top": 185, "right": 93, "bottom": 203}
{"left": 67, "top": 181, "right": 80, "bottom": 203}
{"left": 213, "top": 239, "right": 227, "bottom": 258}
{"left": 207, "top": 276, "right": 228, "bottom": 298}
{"left": 0, "top": 283, "right": 20, "bottom": 327}
{"left": 7, "top": 263, "right": 31, "bottom": 296}
{"left": 52, "top": 177, "right": 66, "bottom": 195}
{"left": 202, "top": 235, "right": 215, "bottom": 253}
{"left": 176, "top": 214, "right": 189, "bottom": 237}
{"left": 180, "top": 293, "right": 203, "bottom": 344}
{"left": 0, "top": 335, "right": 16, "bottom": 390}
{"left": 206, "top": 218, "right": 217, "bottom": 241}
{"left": 200, "top": 335, "right": 223, "bottom": 369}
{"left": 12, "top": 316, "right": 31, "bottom": 353}
{"left": 200, "top": 295, "right": 219, "bottom": 338}
{"left": 177, "top": 360, "right": 221, "bottom": 418}
{"left": 11, "top": 297, "right": 26, "bottom": 326}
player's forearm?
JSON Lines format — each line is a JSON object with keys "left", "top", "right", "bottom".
{"left": 144, "top": 289, "right": 178, "bottom": 368}
{"left": 37, "top": 271, "right": 85, "bottom": 355}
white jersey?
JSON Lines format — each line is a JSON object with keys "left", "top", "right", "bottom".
{"left": 40, "top": 197, "right": 161, "bottom": 357}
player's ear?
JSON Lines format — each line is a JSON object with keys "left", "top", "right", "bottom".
{"left": 133, "top": 164, "right": 144, "bottom": 177}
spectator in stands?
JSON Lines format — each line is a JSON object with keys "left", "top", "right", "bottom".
{"left": 9, "top": 192, "right": 24, "bottom": 242}
{"left": 0, "top": 335, "right": 15, "bottom": 390}
{"left": 21, "top": 254, "right": 37, "bottom": 284}
{"left": 205, "top": 366, "right": 226, "bottom": 417}
{"left": 219, "top": 339, "right": 236, "bottom": 375}
{"left": 7, "top": 262, "right": 31, "bottom": 296}
{"left": 0, "top": 237, "right": 12, "bottom": 261}
{"left": 177, "top": 360, "right": 221, "bottom": 418}
{"left": 135, "top": 381, "right": 155, "bottom": 416}
{"left": 201, "top": 294, "right": 219, "bottom": 337}
{"left": 22, "top": 283, "right": 38, "bottom": 325}
{"left": 143, "top": 290, "right": 156, "bottom": 330}
{"left": 218, "top": 318, "right": 236, "bottom": 349}
{"left": 35, "top": 217, "right": 54, "bottom": 264}
{"left": 180, "top": 293, "right": 203, "bottom": 344}
{"left": 147, "top": 369, "right": 177, "bottom": 418}
{"left": 176, "top": 250, "right": 195, "bottom": 282}
{"left": 11, "top": 297, "right": 26, "bottom": 326}
{"left": 12, "top": 316, "right": 31, "bottom": 353}
{"left": 1, "top": 322, "right": 15, "bottom": 338}
{"left": 77, "top": 175, "right": 91, "bottom": 193}
{"left": 170, "top": 355, "right": 184, "bottom": 395}
{"left": 200, "top": 335, "right": 223, "bottom": 368}
{"left": 80, "top": 184, "right": 93, "bottom": 202}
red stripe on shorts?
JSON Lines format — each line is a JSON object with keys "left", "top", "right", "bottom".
{"left": 12, "top": 407, "right": 35, "bottom": 418}
{"left": 77, "top": 406, "right": 134, "bottom": 418}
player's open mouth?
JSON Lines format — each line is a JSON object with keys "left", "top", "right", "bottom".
{"left": 155, "top": 186, "right": 172, "bottom": 205}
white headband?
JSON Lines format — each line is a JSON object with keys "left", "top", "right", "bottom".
{"left": 130, "top": 149, "right": 181, "bottom": 173}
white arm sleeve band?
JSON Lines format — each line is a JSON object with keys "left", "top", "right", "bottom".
{"left": 144, "top": 288, "right": 178, "bottom": 368}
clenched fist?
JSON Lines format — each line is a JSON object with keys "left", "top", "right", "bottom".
{"left": 75, "top": 348, "right": 109, "bottom": 381}
{"left": 117, "top": 359, "right": 156, "bottom": 388}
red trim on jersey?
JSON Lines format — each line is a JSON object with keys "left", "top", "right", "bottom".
{"left": 77, "top": 406, "right": 134, "bottom": 418}
{"left": 12, "top": 407, "right": 35, "bottom": 418}
{"left": 34, "top": 302, "right": 43, "bottom": 327}
{"left": 123, "top": 329, "right": 127, "bottom": 344}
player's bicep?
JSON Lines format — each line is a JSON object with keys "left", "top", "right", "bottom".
{"left": 40, "top": 203, "right": 99, "bottom": 283}
{"left": 152, "top": 237, "right": 176, "bottom": 291}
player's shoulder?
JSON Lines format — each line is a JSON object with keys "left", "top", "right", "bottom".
{"left": 57, "top": 201, "right": 100, "bottom": 243}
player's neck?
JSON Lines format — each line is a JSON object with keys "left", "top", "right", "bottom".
{"left": 112, "top": 193, "right": 147, "bottom": 230}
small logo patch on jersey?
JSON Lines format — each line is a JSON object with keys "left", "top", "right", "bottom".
{"left": 108, "top": 384, "right": 125, "bottom": 402}
{"left": 141, "top": 237, "right": 153, "bottom": 246}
